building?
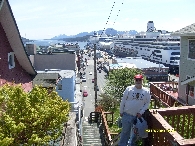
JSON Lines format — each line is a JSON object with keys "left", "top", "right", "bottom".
{"left": 112, "top": 57, "right": 169, "bottom": 81}
{"left": 26, "top": 44, "right": 80, "bottom": 74}
{"left": 33, "top": 70, "right": 76, "bottom": 102}
{"left": 171, "top": 23, "right": 195, "bottom": 105}
{"left": 0, "top": 0, "right": 36, "bottom": 92}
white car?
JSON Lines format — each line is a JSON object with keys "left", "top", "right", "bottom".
{"left": 89, "top": 72, "right": 92, "bottom": 75}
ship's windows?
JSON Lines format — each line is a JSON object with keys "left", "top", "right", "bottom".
{"left": 188, "top": 39, "right": 195, "bottom": 60}
{"left": 8, "top": 52, "right": 15, "bottom": 69}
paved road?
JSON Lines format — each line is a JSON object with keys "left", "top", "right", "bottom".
{"left": 81, "top": 54, "right": 107, "bottom": 119}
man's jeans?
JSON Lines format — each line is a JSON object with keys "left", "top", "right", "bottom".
{"left": 118, "top": 112, "right": 137, "bottom": 146}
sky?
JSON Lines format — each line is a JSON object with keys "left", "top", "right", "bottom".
{"left": 9, "top": 0, "right": 195, "bottom": 40}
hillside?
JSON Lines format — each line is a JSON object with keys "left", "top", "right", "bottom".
{"left": 51, "top": 28, "right": 138, "bottom": 40}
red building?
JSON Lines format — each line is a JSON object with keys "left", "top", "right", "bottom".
{"left": 0, "top": 0, "right": 36, "bottom": 92}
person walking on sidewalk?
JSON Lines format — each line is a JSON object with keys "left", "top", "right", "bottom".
{"left": 118, "top": 74, "right": 151, "bottom": 146}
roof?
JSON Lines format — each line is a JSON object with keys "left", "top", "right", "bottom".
{"left": 181, "top": 76, "right": 195, "bottom": 85}
{"left": 171, "top": 23, "right": 195, "bottom": 36}
{"left": 115, "top": 58, "right": 166, "bottom": 69}
{"left": 0, "top": 0, "right": 36, "bottom": 75}
{"left": 33, "top": 73, "right": 59, "bottom": 87}
{"left": 33, "top": 70, "right": 75, "bottom": 87}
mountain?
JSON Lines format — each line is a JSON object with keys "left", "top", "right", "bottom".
{"left": 51, "top": 28, "right": 138, "bottom": 40}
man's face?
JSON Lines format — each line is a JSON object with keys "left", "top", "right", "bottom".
{"left": 135, "top": 78, "right": 143, "bottom": 86}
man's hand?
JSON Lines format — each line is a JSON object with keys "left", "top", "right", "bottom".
{"left": 137, "top": 113, "right": 142, "bottom": 118}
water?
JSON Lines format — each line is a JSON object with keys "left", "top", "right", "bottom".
{"left": 26, "top": 40, "right": 87, "bottom": 49}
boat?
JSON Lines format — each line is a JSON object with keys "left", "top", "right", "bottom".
{"left": 109, "top": 21, "right": 180, "bottom": 74}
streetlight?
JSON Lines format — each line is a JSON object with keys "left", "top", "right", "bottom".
{"left": 92, "top": 31, "right": 99, "bottom": 108}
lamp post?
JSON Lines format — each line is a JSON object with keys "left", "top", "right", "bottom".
{"left": 93, "top": 32, "right": 99, "bottom": 108}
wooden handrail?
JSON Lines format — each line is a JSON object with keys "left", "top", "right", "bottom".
{"left": 150, "top": 82, "right": 185, "bottom": 107}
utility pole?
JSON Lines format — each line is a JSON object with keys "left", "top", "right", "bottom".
{"left": 94, "top": 43, "right": 98, "bottom": 108}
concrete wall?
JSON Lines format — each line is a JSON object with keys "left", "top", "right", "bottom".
{"left": 26, "top": 44, "right": 36, "bottom": 55}
{"left": 179, "top": 36, "right": 195, "bottom": 105}
{"left": 29, "top": 55, "right": 35, "bottom": 67}
{"left": 34, "top": 54, "right": 76, "bottom": 71}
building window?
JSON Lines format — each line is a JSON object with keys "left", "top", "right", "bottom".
{"left": 58, "top": 84, "right": 62, "bottom": 90}
{"left": 188, "top": 39, "right": 195, "bottom": 59}
{"left": 186, "top": 85, "right": 194, "bottom": 98}
{"left": 8, "top": 52, "right": 15, "bottom": 69}
{"left": 185, "top": 75, "right": 194, "bottom": 98}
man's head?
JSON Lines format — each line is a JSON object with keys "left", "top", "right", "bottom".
{"left": 134, "top": 74, "right": 143, "bottom": 89}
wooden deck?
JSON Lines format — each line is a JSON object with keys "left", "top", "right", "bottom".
{"left": 150, "top": 81, "right": 186, "bottom": 107}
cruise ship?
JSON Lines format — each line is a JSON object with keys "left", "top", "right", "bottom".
{"left": 88, "top": 31, "right": 112, "bottom": 50}
{"left": 109, "top": 21, "right": 180, "bottom": 74}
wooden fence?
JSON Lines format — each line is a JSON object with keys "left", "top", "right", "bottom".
{"left": 150, "top": 82, "right": 186, "bottom": 108}
{"left": 148, "top": 106, "right": 195, "bottom": 146}
{"left": 95, "top": 106, "right": 118, "bottom": 145}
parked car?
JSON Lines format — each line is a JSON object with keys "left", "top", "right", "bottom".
{"left": 82, "top": 78, "right": 86, "bottom": 82}
{"left": 83, "top": 90, "right": 88, "bottom": 97}
{"left": 99, "top": 70, "right": 101, "bottom": 73}
{"left": 92, "top": 79, "right": 94, "bottom": 83}
{"left": 89, "top": 72, "right": 92, "bottom": 75}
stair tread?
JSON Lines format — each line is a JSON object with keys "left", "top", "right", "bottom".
{"left": 82, "top": 121, "right": 103, "bottom": 145}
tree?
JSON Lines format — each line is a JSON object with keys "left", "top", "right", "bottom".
{"left": 97, "top": 93, "right": 118, "bottom": 112}
{"left": 0, "top": 84, "right": 70, "bottom": 145}
{"left": 103, "top": 67, "right": 148, "bottom": 102}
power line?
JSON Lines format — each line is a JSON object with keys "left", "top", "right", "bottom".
{"left": 100, "top": 1, "right": 124, "bottom": 37}
{"left": 100, "top": 2, "right": 115, "bottom": 37}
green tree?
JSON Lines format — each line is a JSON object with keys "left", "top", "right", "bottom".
{"left": 103, "top": 67, "right": 148, "bottom": 102}
{"left": 0, "top": 84, "right": 70, "bottom": 145}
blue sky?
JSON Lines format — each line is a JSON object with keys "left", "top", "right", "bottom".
{"left": 9, "top": 0, "right": 195, "bottom": 40}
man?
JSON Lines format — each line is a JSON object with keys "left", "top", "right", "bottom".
{"left": 118, "top": 74, "right": 151, "bottom": 146}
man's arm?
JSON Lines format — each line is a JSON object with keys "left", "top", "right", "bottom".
{"left": 139, "top": 90, "right": 151, "bottom": 115}
{"left": 119, "top": 87, "right": 129, "bottom": 116}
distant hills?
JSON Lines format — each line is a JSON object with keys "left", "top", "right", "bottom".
{"left": 51, "top": 28, "right": 138, "bottom": 40}
{"left": 21, "top": 28, "right": 138, "bottom": 43}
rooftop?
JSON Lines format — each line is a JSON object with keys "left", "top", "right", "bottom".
{"left": 171, "top": 23, "right": 195, "bottom": 36}
{"left": 115, "top": 57, "right": 166, "bottom": 69}
{"left": 33, "top": 70, "right": 75, "bottom": 87}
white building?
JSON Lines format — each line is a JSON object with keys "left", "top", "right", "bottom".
{"left": 33, "top": 69, "right": 76, "bottom": 102}
{"left": 171, "top": 23, "right": 195, "bottom": 105}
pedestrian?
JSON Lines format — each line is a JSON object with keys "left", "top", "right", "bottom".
{"left": 118, "top": 74, "right": 151, "bottom": 146}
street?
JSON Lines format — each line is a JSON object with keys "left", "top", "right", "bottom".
{"left": 81, "top": 54, "right": 107, "bottom": 119}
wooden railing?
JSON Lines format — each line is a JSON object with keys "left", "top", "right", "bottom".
{"left": 95, "top": 106, "right": 118, "bottom": 145}
{"left": 150, "top": 82, "right": 186, "bottom": 108}
{"left": 148, "top": 106, "right": 195, "bottom": 145}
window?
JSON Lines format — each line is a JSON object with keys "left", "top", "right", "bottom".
{"left": 185, "top": 75, "right": 195, "bottom": 99}
{"left": 186, "top": 85, "right": 194, "bottom": 98}
{"left": 171, "top": 52, "right": 180, "bottom": 55}
{"left": 188, "top": 39, "right": 195, "bottom": 59}
{"left": 8, "top": 52, "right": 15, "bottom": 69}
{"left": 58, "top": 84, "right": 62, "bottom": 90}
